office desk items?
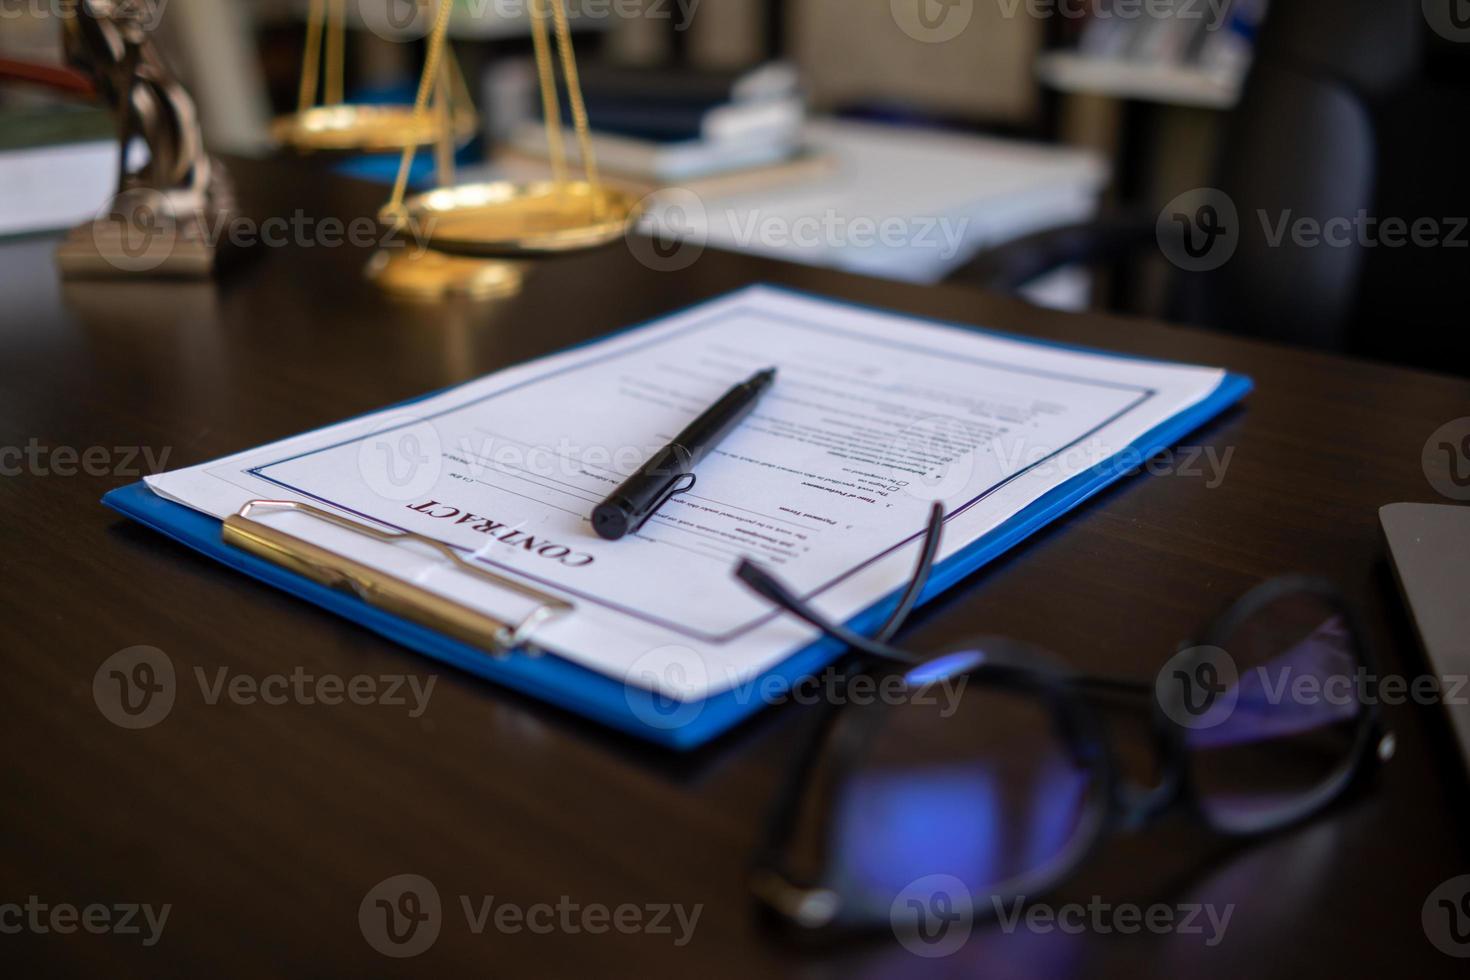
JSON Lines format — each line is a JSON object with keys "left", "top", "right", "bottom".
{"left": 1381, "top": 503, "right": 1470, "bottom": 774}
{"left": 105, "top": 285, "right": 1250, "bottom": 747}
{"left": 634, "top": 119, "right": 1107, "bottom": 300}
{"left": 379, "top": 0, "right": 639, "bottom": 260}
{"left": 271, "top": 0, "right": 477, "bottom": 154}
{"left": 13, "top": 154, "right": 1464, "bottom": 974}
{"left": 738, "top": 510, "right": 1389, "bottom": 935}
{"left": 366, "top": 117, "right": 1100, "bottom": 302}
{"left": 505, "top": 61, "right": 806, "bottom": 183}
{"left": 53, "top": 2, "right": 237, "bottom": 280}
{"left": 593, "top": 368, "right": 777, "bottom": 541}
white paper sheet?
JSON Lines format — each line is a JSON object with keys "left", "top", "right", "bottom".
{"left": 147, "top": 286, "right": 1226, "bottom": 700}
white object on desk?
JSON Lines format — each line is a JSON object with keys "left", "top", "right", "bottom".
{"left": 635, "top": 119, "right": 1108, "bottom": 303}
{"left": 0, "top": 141, "right": 117, "bottom": 238}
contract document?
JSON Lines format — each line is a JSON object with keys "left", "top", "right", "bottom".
{"left": 146, "top": 286, "right": 1231, "bottom": 702}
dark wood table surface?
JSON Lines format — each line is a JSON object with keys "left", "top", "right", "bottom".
{"left": 3, "top": 156, "right": 1468, "bottom": 978}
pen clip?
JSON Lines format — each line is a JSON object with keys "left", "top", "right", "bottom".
{"left": 631, "top": 472, "right": 696, "bottom": 535}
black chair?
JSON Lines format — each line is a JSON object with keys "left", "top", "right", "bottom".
{"left": 950, "top": 0, "right": 1470, "bottom": 372}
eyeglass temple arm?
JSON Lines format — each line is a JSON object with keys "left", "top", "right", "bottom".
{"left": 737, "top": 502, "right": 1155, "bottom": 699}
{"left": 874, "top": 500, "right": 945, "bottom": 643}
{"left": 735, "top": 502, "right": 946, "bottom": 664}
{"left": 735, "top": 561, "right": 915, "bottom": 663}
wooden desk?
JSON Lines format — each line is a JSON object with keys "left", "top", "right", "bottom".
{"left": 2, "top": 156, "right": 1467, "bottom": 977}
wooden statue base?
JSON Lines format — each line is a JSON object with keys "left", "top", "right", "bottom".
{"left": 56, "top": 209, "right": 224, "bottom": 280}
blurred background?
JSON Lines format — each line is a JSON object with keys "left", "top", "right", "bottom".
{"left": 3, "top": 0, "right": 1465, "bottom": 373}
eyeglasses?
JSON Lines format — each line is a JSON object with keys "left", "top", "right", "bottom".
{"left": 735, "top": 503, "right": 1393, "bottom": 939}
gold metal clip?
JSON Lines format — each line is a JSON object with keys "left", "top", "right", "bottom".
{"left": 221, "top": 500, "right": 573, "bottom": 658}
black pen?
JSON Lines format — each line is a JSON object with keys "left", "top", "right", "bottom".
{"left": 592, "top": 368, "right": 778, "bottom": 541}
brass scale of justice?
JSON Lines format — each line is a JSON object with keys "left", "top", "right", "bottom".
{"left": 273, "top": 0, "right": 640, "bottom": 299}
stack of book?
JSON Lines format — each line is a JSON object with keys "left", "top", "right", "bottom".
{"left": 0, "top": 104, "right": 118, "bottom": 239}
{"left": 503, "top": 61, "right": 811, "bottom": 188}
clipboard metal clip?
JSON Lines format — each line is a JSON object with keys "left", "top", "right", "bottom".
{"left": 222, "top": 500, "right": 574, "bottom": 658}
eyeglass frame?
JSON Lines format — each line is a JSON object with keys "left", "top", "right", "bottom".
{"left": 736, "top": 502, "right": 1394, "bottom": 936}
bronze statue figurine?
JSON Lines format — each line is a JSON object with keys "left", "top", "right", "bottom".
{"left": 57, "top": 0, "right": 235, "bottom": 278}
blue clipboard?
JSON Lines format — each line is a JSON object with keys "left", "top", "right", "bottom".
{"left": 102, "top": 285, "right": 1253, "bottom": 750}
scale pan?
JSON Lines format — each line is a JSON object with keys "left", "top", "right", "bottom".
{"left": 392, "top": 180, "right": 641, "bottom": 256}
{"left": 271, "top": 104, "right": 475, "bottom": 154}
